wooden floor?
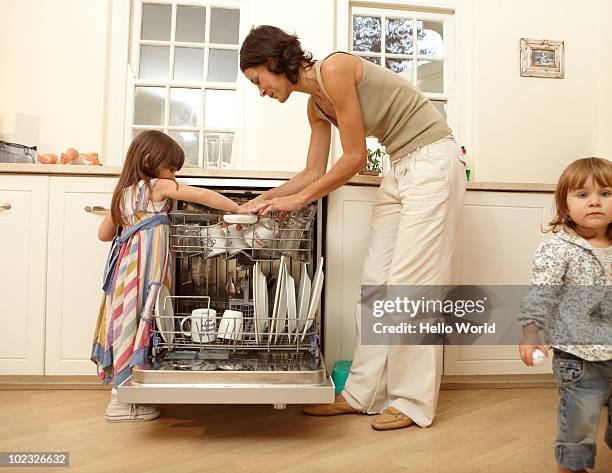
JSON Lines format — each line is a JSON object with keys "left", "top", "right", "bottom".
{"left": 0, "top": 387, "right": 609, "bottom": 473}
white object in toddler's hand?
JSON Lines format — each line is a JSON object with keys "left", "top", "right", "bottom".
{"left": 532, "top": 349, "right": 546, "bottom": 366}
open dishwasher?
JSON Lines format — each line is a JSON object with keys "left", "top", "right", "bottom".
{"left": 117, "top": 180, "right": 335, "bottom": 407}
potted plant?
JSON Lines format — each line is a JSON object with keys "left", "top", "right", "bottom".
{"left": 360, "top": 148, "right": 383, "bottom": 176}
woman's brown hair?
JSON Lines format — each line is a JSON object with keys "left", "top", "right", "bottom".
{"left": 239, "top": 25, "right": 314, "bottom": 84}
{"left": 111, "top": 130, "right": 184, "bottom": 226}
{"left": 549, "top": 157, "right": 612, "bottom": 238}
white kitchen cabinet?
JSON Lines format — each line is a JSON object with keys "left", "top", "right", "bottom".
{"left": 0, "top": 175, "right": 49, "bottom": 375}
{"left": 45, "top": 177, "right": 117, "bottom": 375}
{"left": 324, "top": 186, "right": 555, "bottom": 376}
{"left": 324, "top": 185, "right": 378, "bottom": 370}
{"left": 444, "top": 191, "right": 554, "bottom": 376}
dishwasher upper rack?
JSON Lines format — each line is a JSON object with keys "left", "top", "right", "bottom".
{"left": 169, "top": 205, "right": 317, "bottom": 263}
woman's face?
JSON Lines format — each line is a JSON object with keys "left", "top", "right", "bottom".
{"left": 243, "top": 63, "right": 292, "bottom": 103}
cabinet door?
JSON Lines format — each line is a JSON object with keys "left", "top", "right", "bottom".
{"left": 324, "top": 185, "right": 378, "bottom": 370}
{"left": 443, "top": 191, "right": 554, "bottom": 376}
{"left": 46, "top": 177, "right": 117, "bottom": 375}
{"left": 0, "top": 176, "right": 49, "bottom": 375}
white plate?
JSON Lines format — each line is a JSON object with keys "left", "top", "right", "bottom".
{"left": 155, "top": 285, "right": 175, "bottom": 344}
{"left": 296, "top": 262, "right": 311, "bottom": 333}
{"left": 274, "top": 260, "right": 288, "bottom": 344}
{"left": 258, "top": 264, "right": 269, "bottom": 333}
{"left": 253, "top": 262, "right": 261, "bottom": 343}
{"left": 270, "top": 256, "right": 286, "bottom": 342}
{"left": 286, "top": 273, "right": 297, "bottom": 342}
{"left": 300, "top": 257, "right": 324, "bottom": 343}
{"left": 223, "top": 213, "right": 259, "bottom": 225}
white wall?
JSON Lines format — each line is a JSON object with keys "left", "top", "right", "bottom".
{"left": 241, "top": 0, "right": 335, "bottom": 172}
{"left": 0, "top": 0, "right": 109, "bottom": 156}
{"left": 1, "top": 0, "right": 609, "bottom": 180}
{"left": 596, "top": 0, "right": 612, "bottom": 158}
{"left": 473, "top": 0, "right": 603, "bottom": 183}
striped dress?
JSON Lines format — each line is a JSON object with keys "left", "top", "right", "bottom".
{"left": 91, "top": 179, "right": 173, "bottom": 386}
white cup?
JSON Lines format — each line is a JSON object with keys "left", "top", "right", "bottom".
{"left": 201, "top": 223, "right": 227, "bottom": 258}
{"left": 243, "top": 219, "right": 277, "bottom": 249}
{"left": 181, "top": 308, "right": 216, "bottom": 343}
{"left": 225, "top": 223, "right": 248, "bottom": 255}
{"left": 217, "top": 309, "right": 243, "bottom": 340}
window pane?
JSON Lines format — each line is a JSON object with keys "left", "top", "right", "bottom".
{"left": 210, "top": 8, "right": 240, "bottom": 44}
{"left": 385, "top": 58, "right": 413, "bottom": 81}
{"left": 176, "top": 5, "right": 206, "bottom": 43}
{"left": 169, "top": 131, "right": 199, "bottom": 166}
{"left": 431, "top": 100, "right": 447, "bottom": 120}
{"left": 362, "top": 56, "right": 381, "bottom": 65}
{"left": 169, "top": 88, "right": 201, "bottom": 127}
{"left": 205, "top": 132, "right": 234, "bottom": 168}
{"left": 139, "top": 46, "right": 169, "bottom": 80}
{"left": 174, "top": 47, "right": 204, "bottom": 82}
{"left": 417, "top": 20, "right": 444, "bottom": 57}
{"left": 352, "top": 16, "right": 381, "bottom": 53}
{"left": 205, "top": 89, "right": 236, "bottom": 129}
{"left": 134, "top": 86, "right": 165, "bottom": 125}
{"left": 417, "top": 60, "right": 443, "bottom": 93}
{"left": 141, "top": 4, "right": 171, "bottom": 41}
{"left": 207, "top": 49, "right": 238, "bottom": 82}
{"left": 385, "top": 18, "right": 413, "bottom": 54}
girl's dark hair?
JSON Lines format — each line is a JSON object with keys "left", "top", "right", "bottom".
{"left": 549, "top": 157, "right": 612, "bottom": 238}
{"left": 111, "top": 130, "right": 184, "bottom": 226}
{"left": 240, "top": 25, "right": 314, "bottom": 84}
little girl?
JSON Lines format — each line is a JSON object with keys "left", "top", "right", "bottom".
{"left": 518, "top": 157, "right": 612, "bottom": 473}
{"left": 91, "top": 130, "right": 244, "bottom": 422}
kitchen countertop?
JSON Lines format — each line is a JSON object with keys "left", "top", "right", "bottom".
{"left": 0, "top": 163, "right": 556, "bottom": 192}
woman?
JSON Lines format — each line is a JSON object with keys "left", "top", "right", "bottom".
{"left": 241, "top": 25, "right": 466, "bottom": 431}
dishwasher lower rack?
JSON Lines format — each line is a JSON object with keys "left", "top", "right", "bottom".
{"left": 116, "top": 295, "right": 335, "bottom": 406}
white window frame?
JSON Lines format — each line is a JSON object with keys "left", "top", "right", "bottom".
{"left": 104, "top": 0, "right": 248, "bottom": 168}
{"left": 334, "top": 0, "right": 474, "bottom": 170}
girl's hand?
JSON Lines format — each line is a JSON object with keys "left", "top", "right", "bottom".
{"left": 251, "top": 194, "right": 306, "bottom": 216}
{"left": 240, "top": 196, "right": 265, "bottom": 213}
{"left": 518, "top": 335, "right": 548, "bottom": 366}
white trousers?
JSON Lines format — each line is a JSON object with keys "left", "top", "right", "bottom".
{"left": 341, "top": 136, "right": 466, "bottom": 427}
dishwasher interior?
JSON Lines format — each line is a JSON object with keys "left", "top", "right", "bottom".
{"left": 117, "top": 186, "right": 334, "bottom": 407}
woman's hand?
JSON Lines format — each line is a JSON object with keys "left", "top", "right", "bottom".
{"left": 251, "top": 194, "right": 307, "bottom": 216}
{"left": 240, "top": 196, "right": 263, "bottom": 213}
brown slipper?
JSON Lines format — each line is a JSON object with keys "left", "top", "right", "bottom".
{"left": 371, "top": 407, "right": 414, "bottom": 431}
{"left": 302, "top": 399, "right": 360, "bottom": 416}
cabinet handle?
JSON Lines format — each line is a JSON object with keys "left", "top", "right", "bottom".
{"left": 0, "top": 203, "right": 11, "bottom": 211}
{"left": 84, "top": 205, "right": 110, "bottom": 213}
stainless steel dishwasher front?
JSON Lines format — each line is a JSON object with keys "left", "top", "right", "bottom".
{"left": 117, "top": 178, "right": 334, "bottom": 407}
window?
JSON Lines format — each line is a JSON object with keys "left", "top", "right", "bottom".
{"left": 127, "top": 0, "right": 242, "bottom": 168}
{"left": 349, "top": 4, "right": 455, "bottom": 161}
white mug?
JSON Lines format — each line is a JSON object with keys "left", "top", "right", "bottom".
{"left": 225, "top": 223, "right": 248, "bottom": 255}
{"left": 181, "top": 308, "right": 216, "bottom": 343}
{"left": 243, "top": 219, "right": 276, "bottom": 249}
{"left": 217, "top": 309, "right": 243, "bottom": 341}
{"left": 201, "top": 223, "right": 227, "bottom": 258}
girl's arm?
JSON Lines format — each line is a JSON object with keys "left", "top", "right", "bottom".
{"left": 98, "top": 212, "right": 118, "bottom": 242}
{"left": 243, "top": 100, "right": 332, "bottom": 210}
{"left": 155, "top": 180, "right": 243, "bottom": 213}
{"left": 517, "top": 239, "right": 568, "bottom": 365}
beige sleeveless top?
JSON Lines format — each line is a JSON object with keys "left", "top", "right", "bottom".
{"left": 312, "top": 52, "right": 452, "bottom": 161}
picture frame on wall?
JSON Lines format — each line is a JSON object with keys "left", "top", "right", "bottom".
{"left": 520, "top": 38, "right": 565, "bottom": 78}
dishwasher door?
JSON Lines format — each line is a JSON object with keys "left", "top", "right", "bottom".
{"left": 117, "top": 359, "right": 335, "bottom": 406}
{"left": 117, "top": 177, "right": 333, "bottom": 407}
